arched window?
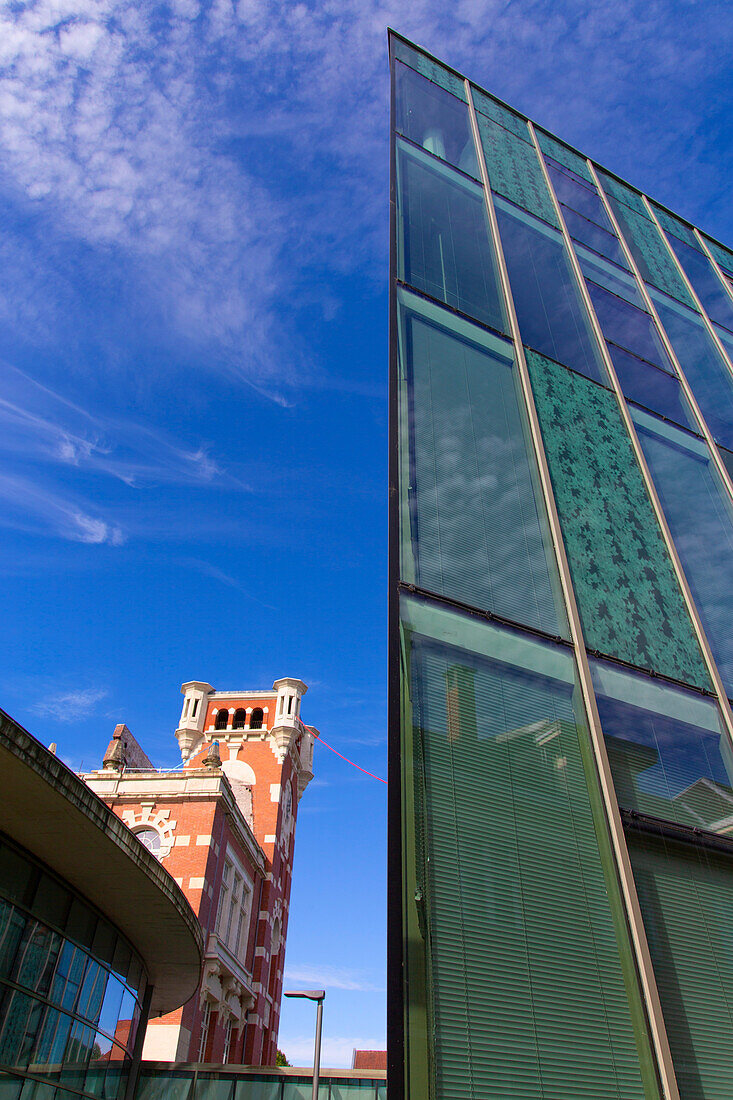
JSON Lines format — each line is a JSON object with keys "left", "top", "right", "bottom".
{"left": 134, "top": 827, "right": 161, "bottom": 857}
{"left": 233, "top": 709, "right": 247, "bottom": 730}
{"left": 250, "top": 708, "right": 263, "bottom": 730}
{"left": 215, "top": 709, "right": 228, "bottom": 731}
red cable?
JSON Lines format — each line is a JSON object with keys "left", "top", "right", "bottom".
{"left": 311, "top": 729, "right": 387, "bottom": 784}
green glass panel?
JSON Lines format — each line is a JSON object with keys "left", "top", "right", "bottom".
{"left": 536, "top": 130, "right": 593, "bottom": 182}
{"left": 136, "top": 1071, "right": 193, "bottom": 1100}
{"left": 591, "top": 659, "right": 733, "bottom": 832}
{"left": 471, "top": 86, "right": 530, "bottom": 142}
{"left": 401, "top": 595, "right": 653, "bottom": 1100}
{"left": 392, "top": 39, "right": 466, "bottom": 100}
{"left": 526, "top": 349, "right": 710, "bottom": 688}
{"left": 629, "top": 834, "right": 733, "bottom": 1100}
{"left": 605, "top": 196, "right": 697, "bottom": 308}
{"left": 476, "top": 114, "right": 559, "bottom": 227}
{"left": 396, "top": 140, "right": 506, "bottom": 332}
{"left": 397, "top": 289, "right": 566, "bottom": 636}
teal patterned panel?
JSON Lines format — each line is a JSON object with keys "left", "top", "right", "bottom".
{"left": 471, "top": 86, "right": 531, "bottom": 142}
{"left": 537, "top": 130, "right": 593, "bottom": 182}
{"left": 703, "top": 235, "right": 733, "bottom": 277}
{"left": 650, "top": 203, "right": 702, "bottom": 251}
{"left": 609, "top": 200, "right": 697, "bottom": 308}
{"left": 596, "top": 170, "right": 649, "bottom": 218}
{"left": 526, "top": 349, "right": 710, "bottom": 689}
{"left": 477, "top": 114, "right": 559, "bottom": 227}
{"left": 393, "top": 39, "right": 466, "bottom": 101}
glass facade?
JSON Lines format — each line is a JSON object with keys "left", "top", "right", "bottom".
{"left": 135, "top": 1069, "right": 386, "bottom": 1100}
{"left": 0, "top": 835, "right": 146, "bottom": 1100}
{"left": 390, "top": 30, "right": 733, "bottom": 1100}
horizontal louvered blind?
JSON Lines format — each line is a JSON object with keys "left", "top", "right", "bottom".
{"left": 629, "top": 834, "right": 733, "bottom": 1100}
{"left": 407, "top": 612, "right": 649, "bottom": 1099}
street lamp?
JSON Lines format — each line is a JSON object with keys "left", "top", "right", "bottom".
{"left": 283, "top": 989, "right": 325, "bottom": 1100}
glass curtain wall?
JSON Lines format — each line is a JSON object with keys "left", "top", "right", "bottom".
{"left": 0, "top": 836, "right": 146, "bottom": 1100}
{"left": 390, "top": 30, "right": 733, "bottom": 1100}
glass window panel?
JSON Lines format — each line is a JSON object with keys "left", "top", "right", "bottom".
{"left": 392, "top": 39, "right": 466, "bottom": 101}
{"left": 719, "top": 445, "right": 733, "bottom": 484}
{"left": 394, "top": 62, "right": 478, "bottom": 178}
{"left": 233, "top": 1078, "right": 280, "bottom": 1100}
{"left": 31, "top": 879, "right": 70, "bottom": 933}
{"left": 60, "top": 1022, "right": 96, "bottom": 1093}
{"left": 471, "top": 86, "right": 529, "bottom": 142}
{"left": 545, "top": 160, "right": 611, "bottom": 228}
{"left": 664, "top": 230, "right": 733, "bottom": 333}
{"left": 50, "top": 944, "right": 87, "bottom": 1013}
{"left": 494, "top": 198, "right": 606, "bottom": 383}
{"left": 125, "top": 955, "right": 143, "bottom": 997}
{"left": 19, "top": 1080, "right": 54, "bottom": 1100}
{"left": 651, "top": 290, "right": 733, "bottom": 451}
{"left": 77, "top": 962, "right": 107, "bottom": 1025}
{"left": 528, "top": 349, "right": 710, "bottom": 688}
{"left": 97, "top": 977, "right": 124, "bottom": 1041}
{"left": 609, "top": 345, "right": 697, "bottom": 430}
{"left": 628, "top": 834, "right": 733, "bottom": 1100}
{"left": 110, "top": 941, "right": 130, "bottom": 987}
{"left": 591, "top": 658, "right": 733, "bottom": 832}
{"left": 397, "top": 288, "right": 566, "bottom": 636}
{"left": 633, "top": 408, "right": 733, "bottom": 696}
{"left": 400, "top": 595, "right": 651, "bottom": 1100}
{"left": 477, "top": 114, "right": 558, "bottom": 226}
{"left": 0, "top": 844, "right": 35, "bottom": 906}
{"left": 101, "top": 1060, "right": 129, "bottom": 1100}
{"left": 193, "top": 1076, "right": 235, "bottom": 1100}
{"left": 0, "top": 903, "right": 25, "bottom": 981}
{"left": 0, "top": 988, "right": 45, "bottom": 1070}
{"left": 562, "top": 207, "right": 629, "bottom": 269}
{"left": 537, "top": 130, "right": 593, "bottom": 181}
{"left": 0, "top": 1074, "right": 23, "bottom": 1100}
{"left": 90, "top": 923, "right": 115, "bottom": 969}
{"left": 136, "top": 1070, "right": 194, "bottom": 1100}
{"left": 601, "top": 189, "right": 697, "bottom": 308}
{"left": 396, "top": 140, "right": 506, "bottom": 332}
{"left": 586, "top": 280, "right": 674, "bottom": 372}
{"left": 30, "top": 1005, "right": 72, "bottom": 1073}
{"left": 11, "top": 921, "right": 62, "bottom": 998}
{"left": 577, "top": 244, "right": 645, "bottom": 309}
{"left": 64, "top": 900, "right": 96, "bottom": 952}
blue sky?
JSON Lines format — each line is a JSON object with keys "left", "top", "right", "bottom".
{"left": 1, "top": 0, "right": 732, "bottom": 1068}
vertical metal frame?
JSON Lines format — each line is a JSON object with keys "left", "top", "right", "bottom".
{"left": 386, "top": 30, "right": 406, "bottom": 1100}
{"left": 586, "top": 165, "right": 733, "bottom": 742}
{"left": 467, "top": 90, "right": 676, "bottom": 1100}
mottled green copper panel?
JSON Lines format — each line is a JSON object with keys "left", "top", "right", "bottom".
{"left": 650, "top": 203, "right": 702, "bottom": 251}
{"left": 596, "top": 171, "right": 648, "bottom": 218}
{"left": 536, "top": 130, "right": 593, "bottom": 182}
{"left": 471, "top": 86, "right": 530, "bottom": 142}
{"left": 392, "top": 39, "right": 466, "bottom": 100}
{"left": 477, "top": 113, "right": 559, "bottom": 227}
{"left": 607, "top": 199, "right": 697, "bottom": 308}
{"left": 526, "top": 350, "right": 710, "bottom": 689}
{"left": 703, "top": 235, "right": 733, "bottom": 277}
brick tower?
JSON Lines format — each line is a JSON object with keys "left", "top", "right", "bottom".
{"left": 83, "top": 678, "right": 316, "bottom": 1066}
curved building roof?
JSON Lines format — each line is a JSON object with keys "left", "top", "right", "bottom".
{"left": 0, "top": 708, "right": 203, "bottom": 1016}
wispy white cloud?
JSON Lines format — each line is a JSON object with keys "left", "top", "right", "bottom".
{"left": 0, "top": 470, "right": 125, "bottom": 545}
{"left": 284, "top": 963, "right": 385, "bottom": 993}
{"left": 30, "top": 687, "right": 109, "bottom": 722}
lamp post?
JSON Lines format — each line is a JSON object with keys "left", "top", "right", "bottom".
{"left": 283, "top": 989, "right": 325, "bottom": 1100}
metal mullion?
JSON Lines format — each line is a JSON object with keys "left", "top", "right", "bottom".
{"left": 467, "top": 85, "right": 672, "bottom": 1100}
{"left": 588, "top": 172, "right": 733, "bottom": 508}
{"left": 525, "top": 119, "right": 685, "bottom": 1100}
{"left": 588, "top": 161, "right": 733, "bottom": 786}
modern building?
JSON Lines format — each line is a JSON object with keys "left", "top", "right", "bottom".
{"left": 83, "top": 678, "right": 316, "bottom": 1069}
{"left": 0, "top": 706, "right": 203, "bottom": 1100}
{"left": 388, "top": 29, "right": 733, "bottom": 1100}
